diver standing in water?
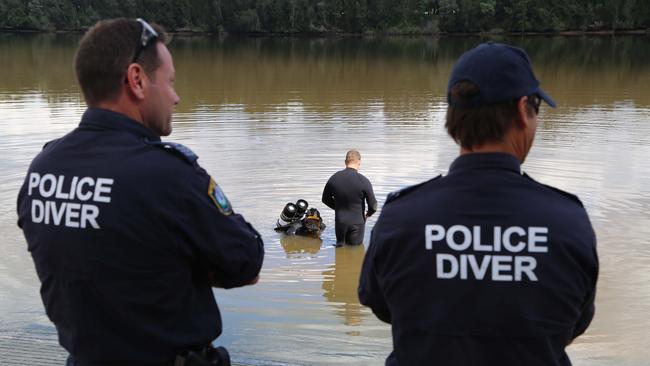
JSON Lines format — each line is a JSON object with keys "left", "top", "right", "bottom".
{"left": 322, "top": 150, "right": 377, "bottom": 246}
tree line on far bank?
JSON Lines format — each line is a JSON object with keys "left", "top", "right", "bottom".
{"left": 1, "top": 0, "right": 649, "bottom": 34}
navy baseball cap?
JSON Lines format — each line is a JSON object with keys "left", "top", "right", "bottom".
{"left": 447, "top": 42, "right": 556, "bottom": 109}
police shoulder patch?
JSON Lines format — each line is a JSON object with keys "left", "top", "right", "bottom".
{"left": 522, "top": 173, "right": 584, "bottom": 207}
{"left": 385, "top": 175, "right": 442, "bottom": 205}
{"left": 208, "top": 177, "right": 233, "bottom": 216}
{"left": 144, "top": 138, "right": 199, "bottom": 165}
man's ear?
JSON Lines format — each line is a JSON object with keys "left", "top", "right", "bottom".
{"left": 125, "top": 63, "right": 147, "bottom": 100}
{"left": 515, "top": 96, "right": 532, "bottom": 129}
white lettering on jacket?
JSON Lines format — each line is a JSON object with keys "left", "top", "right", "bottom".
{"left": 425, "top": 224, "right": 548, "bottom": 282}
{"left": 28, "top": 172, "right": 113, "bottom": 229}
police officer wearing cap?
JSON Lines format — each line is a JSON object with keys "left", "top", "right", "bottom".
{"left": 16, "top": 19, "right": 264, "bottom": 365}
{"left": 358, "top": 43, "right": 598, "bottom": 366}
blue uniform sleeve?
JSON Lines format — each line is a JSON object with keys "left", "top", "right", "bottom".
{"left": 180, "top": 166, "right": 264, "bottom": 289}
{"left": 573, "top": 290, "right": 595, "bottom": 340}
{"left": 358, "top": 224, "right": 391, "bottom": 324}
{"left": 572, "top": 230, "right": 598, "bottom": 340}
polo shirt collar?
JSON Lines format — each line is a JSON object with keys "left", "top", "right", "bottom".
{"left": 79, "top": 107, "right": 161, "bottom": 142}
{"left": 448, "top": 152, "right": 522, "bottom": 175}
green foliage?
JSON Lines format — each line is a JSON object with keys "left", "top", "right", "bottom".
{"left": 0, "top": 0, "right": 31, "bottom": 29}
{"left": 0, "top": 0, "right": 648, "bottom": 33}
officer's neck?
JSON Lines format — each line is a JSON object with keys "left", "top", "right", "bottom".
{"left": 93, "top": 96, "right": 144, "bottom": 125}
{"left": 459, "top": 140, "right": 526, "bottom": 163}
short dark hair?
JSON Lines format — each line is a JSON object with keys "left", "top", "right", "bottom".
{"left": 445, "top": 81, "right": 535, "bottom": 150}
{"left": 345, "top": 150, "right": 361, "bottom": 164}
{"left": 74, "top": 18, "right": 169, "bottom": 106}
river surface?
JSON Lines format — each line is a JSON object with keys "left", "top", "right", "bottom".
{"left": 1, "top": 34, "right": 649, "bottom": 365}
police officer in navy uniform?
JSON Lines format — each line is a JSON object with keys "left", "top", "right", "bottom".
{"left": 16, "top": 19, "right": 264, "bottom": 365}
{"left": 358, "top": 43, "right": 598, "bottom": 366}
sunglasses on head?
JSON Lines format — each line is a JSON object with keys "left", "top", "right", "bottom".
{"left": 131, "top": 18, "right": 158, "bottom": 64}
{"left": 527, "top": 94, "right": 542, "bottom": 114}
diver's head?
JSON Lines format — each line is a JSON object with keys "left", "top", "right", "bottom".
{"left": 345, "top": 150, "right": 361, "bottom": 170}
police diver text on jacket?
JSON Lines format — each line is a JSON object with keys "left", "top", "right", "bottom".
{"left": 426, "top": 224, "right": 548, "bottom": 281}
{"left": 26, "top": 172, "right": 113, "bottom": 229}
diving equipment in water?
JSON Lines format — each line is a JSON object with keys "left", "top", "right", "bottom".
{"left": 275, "top": 199, "right": 326, "bottom": 237}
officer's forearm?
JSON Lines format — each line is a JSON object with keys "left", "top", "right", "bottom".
{"left": 372, "top": 307, "right": 392, "bottom": 324}
{"left": 209, "top": 274, "right": 259, "bottom": 288}
{"left": 206, "top": 237, "right": 263, "bottom": 289}
{"left": 207, "top": 271, "right": 224, "bottom": 288}
{"left": 359, "top": 289, "right": 392, "bottom": 324}
{"left": 218, "top": 218, "right": 264, "bottom": 288}
{"left": 246, "top": 275, "right": 259, "bottom": 285}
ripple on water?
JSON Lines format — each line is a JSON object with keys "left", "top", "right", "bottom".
{"left": 3, "top": 37, "right": 650, "bottom": 365}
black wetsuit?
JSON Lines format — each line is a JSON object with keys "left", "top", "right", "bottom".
{"left": 322, "top": 167, "right": 377, "bottom": 245}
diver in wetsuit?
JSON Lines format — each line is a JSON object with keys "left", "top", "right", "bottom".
{"left": 322, "top": 150, "right": 377, "bottom": 246}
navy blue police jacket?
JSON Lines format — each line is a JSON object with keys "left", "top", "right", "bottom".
{"left": 359, "top": 152, "right": 598, "bottom": 366}
{"left": 16, "top": 108, "right": 264, "bottom": 364}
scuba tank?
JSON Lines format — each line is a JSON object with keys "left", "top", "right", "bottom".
{"left": 275, "top": 199, "right": 325, "bottom": 237}
{"left": 278, "top": 202, "right": 299, "bottom": 227}
{"left": 295, "top": 199, "right": 308, "bottom": 217}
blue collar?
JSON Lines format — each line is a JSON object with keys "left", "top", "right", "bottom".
{"left": 448, "top": 152, "right": 522, "bottom": 175}
{"left": 79, "top": 108, "right": 161, "bottom": 142}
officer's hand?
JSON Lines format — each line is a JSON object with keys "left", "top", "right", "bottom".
{"left": 208, "top": 272, "right": 258, "bottom": 288}
{"left": 207, "top": 271, "right": 223, "bottom": 288}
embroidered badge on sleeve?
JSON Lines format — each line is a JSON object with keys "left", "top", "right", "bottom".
{"left": 208, "top": 178, "right": 233, "bottom": 216}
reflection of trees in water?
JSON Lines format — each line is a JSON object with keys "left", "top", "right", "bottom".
{"left": 1, "top": 34, "right": 649, "bottom": 110}
{"left": 172, "top": 35, "right": 650, "bottom": 111}
{"left": 0, "top": 33, "right": 80, "bottom": 95}
{"left": 321, "top": 244, "right": 366, "bottom": 327}
{"left": 280, "top": 235, "right": 322, "bottom": 259}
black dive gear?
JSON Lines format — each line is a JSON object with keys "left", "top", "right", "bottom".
{"left": 275, "top": 199, "right": 326, "bottom": 237}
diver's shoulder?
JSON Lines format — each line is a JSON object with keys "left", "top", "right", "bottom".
{"left": 385, "top": 175, "right": 443, "bottom": 206}
{"left": 356, "top": 170, "right": 373, "bottom": 183}
{"left": 329, "top": 168, "right": 347, "bottom": 179}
